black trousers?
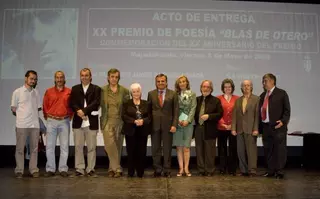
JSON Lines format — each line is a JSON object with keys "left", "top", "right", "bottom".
{"left": 262, "top": 123, "right": 287, "bottom": 174}
{"left": 217, "top": 130, "right": 237, "bottom": 173}
{"left": 151, "top": 128, "right": 173, "bottom": 173}
{"left": 125, "top": 133, "right": 148, "bottom": 177}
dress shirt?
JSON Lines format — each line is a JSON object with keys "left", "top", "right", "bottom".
{"left": 81, "top": 84, "right": 90, "bottom": 127}
{"left": 262, "top": 86, "right": 275, "bottom": 123}
{"left": 43, "top": 86, "right": 73, "bottom": 119}
{"left": 11, "top": 85, "right": 41, "bottom": 128}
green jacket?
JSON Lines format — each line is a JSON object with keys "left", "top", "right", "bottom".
{"left": 100, "top": 84, "right": 130, "bottom": 130}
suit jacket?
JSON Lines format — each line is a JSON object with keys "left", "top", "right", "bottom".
{"left": 70, "top": 83, "right": 101, "bottom": 130}
{"left": 194, "top": 95, "right": 223, "bottom": 140}
{"left": 147, "top": 88, "right": 179, "bottom": 132}
{"left": 231, "top": 94, "right": 259, "bottom": 134}
{"left": 259, "top": 87, "right": 291, "bottom": 132}
{"left": 121, "top": 99, "right": 152, "bottom": 136}
{"left": 100, "top": 84, "right": 130, "bottom": 130}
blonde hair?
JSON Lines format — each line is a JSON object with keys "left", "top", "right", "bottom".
{"left": 174, "top": 75, "right": 190, "bottom": 94}
{"left": 200, "top": 80, "right": 213, "bottom": 94}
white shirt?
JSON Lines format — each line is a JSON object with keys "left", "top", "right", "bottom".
{"left": 262, "top": 86, "right": 275, "bottom": 123}
{"left": 81, "top": 84, "right": 90, "bottom": 128}
{"left": 11, "top": 85, "right": 41, "bottom": 128}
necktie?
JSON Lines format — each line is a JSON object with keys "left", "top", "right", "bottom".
{"left": 199, "top": 97, "right": 205, "bottom": 125}
{"left": 158, "top": 90, "right": 164, "bottom": 107}
{"left": 261, "top": 91, "right": 270, "bottom": 121}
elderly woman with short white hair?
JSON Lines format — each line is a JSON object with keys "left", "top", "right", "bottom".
{"left": 121, "top": 83, "right": 152, "bottom": 178}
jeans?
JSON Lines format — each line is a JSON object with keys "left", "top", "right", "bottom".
{"left": 45, "top": 118, "right": 70, "bottom": 172}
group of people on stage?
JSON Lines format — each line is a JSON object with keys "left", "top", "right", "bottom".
{"left": 11, "top": 68, "right": 290, "bottom": 179}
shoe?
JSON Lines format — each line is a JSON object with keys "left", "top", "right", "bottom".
{"left": 87, "top": 171, "right": 98, "bottom": 178}
{"left": 153, "top": 172, "right": 162, "bottom": 177}
{"left": 75, "top": 171, "right": 84, "bottom": 177}
{"left": 262, "top": 172, "right": 275, "bottom": 177}
{"left": 113, "top": 172, "right": 122, "bottom": 178}
{"left": 198, "top": 172, "right": 206, "bottom": 176}
{"left": 185, "top": 172, "right": 192, "bottom": 177}
{"left": 44, "top": 171, "right": 55, "bottom": 177}
{"left": 207, "top": 172, "right": 214, "bottom": 177}
{"left": 60, "top": 171, "right": 69, "bottom": 177}
{"left": 249, "top": 173, "right": 257, "bottom": 177}
{"left": 32, "top": 172, "right": 40, "bottom": 178}
{"left": 219, "top": 170, "right": 226, "bottom": 175}
{"left": 164, "top": 172, "right": 171, "bottom": 178}
{"left": 229, "top": 172, "right": 236, "bottom": 176}
{"left": 275, "top": 173, "right": 284, "bottom": 179}
{"left": 15, "top": 172, "right": 23, "bottom": 179}
{"left": 108, "top": 171, "right": 115, "bottom": 178}
{"left": 237, "top": 173, "right": 249, "bottom": 177}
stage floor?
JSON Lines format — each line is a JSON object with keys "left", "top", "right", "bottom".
{"left": 0, "top": 168, "right": 320, "bottom": 199}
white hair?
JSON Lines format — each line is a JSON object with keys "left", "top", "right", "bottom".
{"left": 130, "top": 83, "right": 142, "bottom": 94}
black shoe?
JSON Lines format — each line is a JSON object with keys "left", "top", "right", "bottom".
{"left": 262, "top": 172, "right": 275, "bottom": 177}
{"left": 75, "top": 171, "right": 84, "bottom": 177}
{"left": 87, "top": 171, "right": 98, "bottom": 178}
{"left": 15, "top": 172, "right": 23, "bottom": 179}
{"left": 44, "top": 171, "right": 55, "bottom": 177}
{"left": 153, "top": 172, "right": 161, "bottom": 177}
{"left": 114, "top": 172, "right": 122, "bottom": 178}
{"left": 60, "top": 171, "right": 69, "bottom": 177}
{"left": 198, "top": 172, "right": 206, "bottom": 176}
{"left": 207, "top": 172, "right": 214, "bottom": 177}
{"left": 275, "top": 173, "right": 284, "bottom": 179}
{"left": 229, "top": 172, "right": 236, "bottom": 176}
{"left": 32, "top": 172, "right": 40, "bottom": 178}
{"left": 238, "top": 173, "right": 249, "bottom": 177}
{"left": 164, "top": 172, "right": 171, "bottom": 178}
{"left": 108, "top": 171, "right": 115, "bottom": 178}
{"left": 249, "top": 173, "right": 257, "bottom": 177}
{"left": 219, "top": 170, "right": 226, "bottom": 175}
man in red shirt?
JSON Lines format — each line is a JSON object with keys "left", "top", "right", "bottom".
{"left": 43, "top": 71, "right": 73, "bottom": 177}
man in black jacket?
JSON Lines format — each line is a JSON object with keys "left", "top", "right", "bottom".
{"left": 70, "top": 68, "right": 101, "bottom": 177}
{"left": 194, "top": 80, "right": 223, "bottom": 176}
{"left": 259, "top": 73, "right": 290, "bottom": 179}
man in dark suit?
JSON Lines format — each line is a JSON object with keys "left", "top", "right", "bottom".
{"left": 148, "top": 74, "right": 179, "bottom": 177}
{"left": 232, "top": 80, "right": 259, "bottom": 177}
{"left": 70, "top": 68, "right": 101, "bottom": 177}
{"left": 194, "top": 80, "right": 223, "bottom": 176}
{"left": 259, "top": 73, "right": 290, "bottom": 179}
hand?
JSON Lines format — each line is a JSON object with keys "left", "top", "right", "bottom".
{"left": 82, "top": 116, "right": 88, "bottom": 121}
{"left": 181, "top": 121, "right": 189, "bottom": 127}
{"left": 252, "top": 130, "right": 259, "bottom": 136}
{"left": 200, "top": 114, "right": 209, "bottom": 121}
{"left": 77, "top": 109, "right": 85, "bottom": 118}
{"left": 138, "top": 119, "right": 144, "bottom": 126}
{"left": 231, "top": 131, "right": 237, "bottom": 136}
{"left": 226, "top": 125, "right": 231, "bottom": 130}
{"left": 170, "top": 126, "right": 176, "bottom": 133}
{"left": 275, "top": 120, "right": 283, "bottom": 129}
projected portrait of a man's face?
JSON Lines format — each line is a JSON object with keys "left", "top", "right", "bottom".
{"left": 1, "top": 8, "right": 78, "bottom": 79}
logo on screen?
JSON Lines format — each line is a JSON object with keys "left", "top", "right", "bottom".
{"left": 303, "top": 55, "right": 312, "bottom": 73}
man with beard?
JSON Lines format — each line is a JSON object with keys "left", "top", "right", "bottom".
{"left": 11, "top": 70, "right": 41, "bottom": 178}
{"left": 43, "top": 71, "right": 73, "bottom": 177}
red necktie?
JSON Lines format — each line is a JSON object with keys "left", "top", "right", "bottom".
{"left": 261, "top": 90, "right": 270, "bottom": 121}
{"left": 158, "top": 91, "right": 163, "bottom": 107}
